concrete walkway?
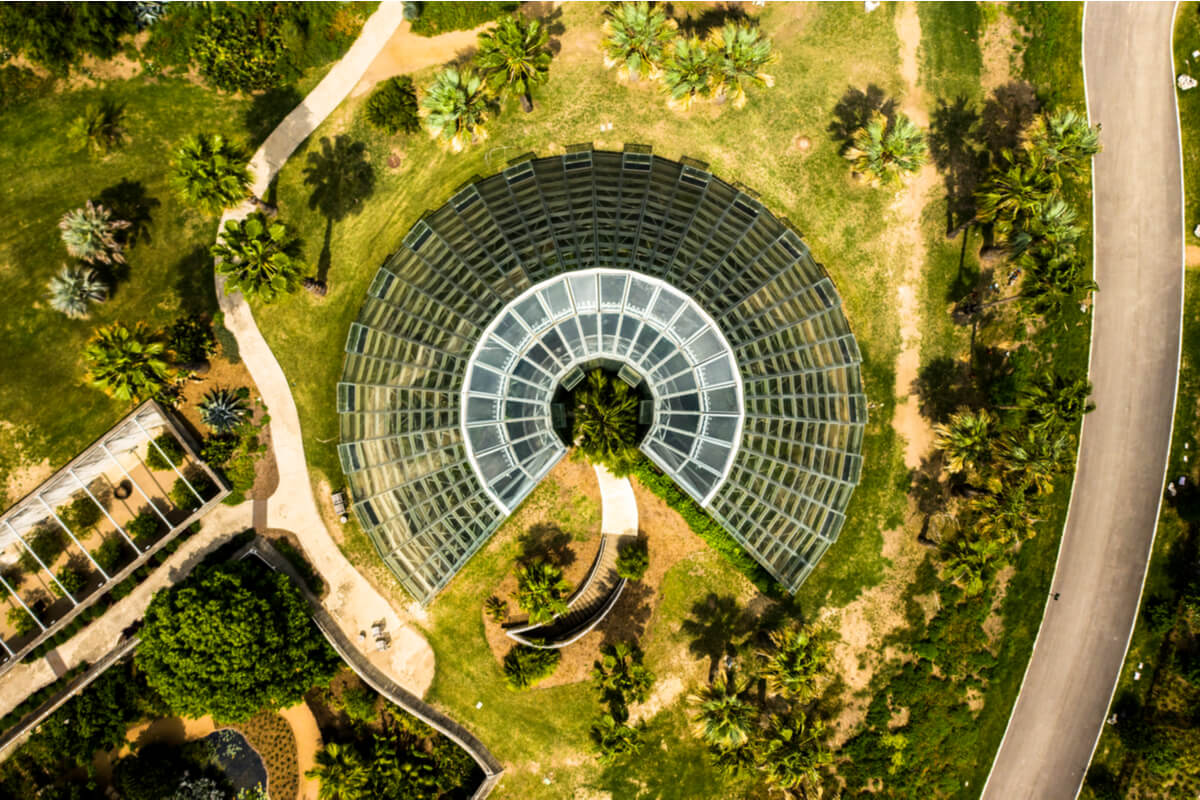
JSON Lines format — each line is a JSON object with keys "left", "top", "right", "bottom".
{"left": 982, "top": 3, "right": 1184, "bottom": 797}
{"left": 0, "top": 501, "right": 254, "bottom": 719}
{"left": 595, "top": 464, "right": 639, "bottom": 537}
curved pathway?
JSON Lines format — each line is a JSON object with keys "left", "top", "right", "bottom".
{"left": 507, "top": 464, "right": 637, "bottom": 647}
{"left": 982, "top": 3, "right": 1184, "bottom": 797}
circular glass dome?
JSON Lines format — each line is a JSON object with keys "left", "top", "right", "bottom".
{"left": 337, "top": 149, "right": 866, "bottom": 604}
{"left": 462, "top": 269, "right": 744, "bottom": 513}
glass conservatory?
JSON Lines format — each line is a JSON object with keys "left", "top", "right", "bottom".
{"left": 338, "top": 148, "right": 867, "bottom": 604}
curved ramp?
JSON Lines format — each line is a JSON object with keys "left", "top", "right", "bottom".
{"left": 507, "top": 465, "right": 638, "bottom": 649}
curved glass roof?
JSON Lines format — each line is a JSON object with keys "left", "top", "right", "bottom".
{"left": 462, "top": 269, "right": 743, "bottom": 513}
{"left": 337, "top": 149, "right": 867, "bottom": 604}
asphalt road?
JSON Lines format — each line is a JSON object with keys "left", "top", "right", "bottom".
{"left": 981, "top": 3, "right": 1184, "bottom": 798}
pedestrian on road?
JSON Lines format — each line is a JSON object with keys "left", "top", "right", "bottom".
{"left": 1053, "top": 592, "right": 1060, "bottom": 601}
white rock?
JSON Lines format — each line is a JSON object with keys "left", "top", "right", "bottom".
{"left": 1179, "top": 73, "right": 1198, "bottom": 90}
{"left": 864, "top": 0, "right": 881, "bottom": 10}
{"left": 1193, "top": 223, "right": 1200, "bottom": 238}
{"left": 1193, "top": 50, "right": 1199, "bottom": 58}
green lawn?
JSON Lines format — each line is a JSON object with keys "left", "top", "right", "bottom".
{"left": 0, "top": 50, "right": 351, "bottom": 506}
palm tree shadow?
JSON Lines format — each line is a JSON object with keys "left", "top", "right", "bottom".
{"left": 172, "top": 244, "right": 218, "bottom": 315}
{"left": 518, "top": 523, "right": 576, "bottom": 570}
{"left": 302, "top": 136, "right": 376, "bottom": 284}
{"left": 97, "top": 178, "right": 160, "bottom": 248}
{"left": 673, "top": 3, "right": 750, "bottom": 37}
{"left": 929, "top": 96, "right": 986, "bottom": 234}
{"left": 681, "top": 593, "right": 755, "bottom": 681}
{"left": 828, "top": 85, "right": 898, "bottom": 154}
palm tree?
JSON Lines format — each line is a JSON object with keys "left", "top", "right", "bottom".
{"left": 306, "top": 742, "right": 369, "bottom": 800}
{"left": 1020, "top": 247, "right": 1097, "bottom": 317}
{"left": 844, "top": 111, "right": 929, "bottom": 187}
{"left": 421, "top": 68, "right": 491, "bottom": 152}
{"left": 1019, "top": 374, "right": 1095, "bottom": 433}
{"left": 974, "top": 149, "right": 1055, "bottom": 240}
{"left": 476, "top": 16, "right": 552, "bottom": 112}
{"left": 59, "top": 201, "right": 131, "bottom": 265}
{"left": 933, "top": 408, "right": 996, "bottom": 476}
{"left": 67, "top": 99, "right": 127, "bottom": 154}
{"left": 708, "top": 23, "right": 776, "bottom": 109}
{"left": 515, "top": 559, "right": 571, "bottom": 624}
{"left": 663, "top": 36, "right": 715, "bottom": 111}
{"left": 46, "top": 264, "right": 108, "bottom": 318}
{"left": 942, "top": 535, "right": 1005, "bottom": 597}
{"left": 484, "top": 595, "right": 508, "bottom": 623}
{"left": 1023, "top": 107, "right": 1101, "bottom": 184}
{"left": 758, "top": 712, "right": 832, "bottom": 796}
{"left": 575, "top": 370, "right": 639, "bottom": 468}
{"left": 601, "top": 1, "right": 678, "bottom": 82}
{"left": 170, "top": 133, "right": 252, "bottom": 215}
{"left": 690, "top": 670, "right": 754, "bottom": 751}
{"left": 969, "top": 488, "right": 1039, "bottom": 544}
{"left": 1006, "top": 197, "right": 1080, "bottom": 258}
{"left": 211, "top": 212, "right": 304, "bottom": 303}
{"left": 590, "top": 713, "right": 642, "bottom": 764}
{"left": 199, "top": 387, "right": 248, "bottom": 433}
{"left": 84, "top": 322, "right": 170, "bottom": 402}
{"left": 997, "top": 428, "right": 1071, "bottom": 496}
{"left": 592, "top": 641, "right": 656, "bottom": 710}
{"left": 758, "top": 624, "right": 827, "bottom": 702}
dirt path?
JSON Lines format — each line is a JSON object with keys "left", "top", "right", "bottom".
{"left": 890, "top": 1, "right": 938, "bottom": 471}
{"left": 351, "top": 22, "right": 494, "bottom": 97}
{"left": 279, "top": 701, "right": 322, "bottom": 800}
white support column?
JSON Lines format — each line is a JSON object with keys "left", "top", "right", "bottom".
{"left": 66, "top": 468, "right": 141, "bottom": 555}
{"left": 98, "top": 443, "right": 172, "bottom": 528}
{"left": 2, "top": 520, "right": 79, "bottom": 605}
{"left": 0, "top": 569, "right": 46, "bottom": 633}
{"left": 34, "top": 496, "right": 110, "bottom": 582}
{"left": 0, "top": 634, "right": 13, "bottom": 658}
{"left": 131, "top": 419, "right": 204, "bottom": 508}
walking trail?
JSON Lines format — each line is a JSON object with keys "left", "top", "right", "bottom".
{"left": 983, "top": 3, "right": 1184, "bottom": 796}
{"left": 215, "top": 3, "right": 510, "bottom": 699}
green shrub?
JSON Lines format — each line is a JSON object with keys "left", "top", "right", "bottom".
{"left": 0, "top": 2, "right": 136, "bottom": 72}
{"left": 126, "top": 510, "right": 163, "bottom": 547}
{"left": 110, "top": 577, "right": 137, "bottom": 601}
{"left": 502, "top": 644, "right": 560, "bottom": 689}
{"left": 409, "top": 2, "right": 517, "bottom": 36}
{"left": 169, "top": 472, "right": 214, "bottom": 510}
{"left": 18, "top": 526, "right": 66, "bottom": 573}
{"left": 59, "top": 493, "right": 102, "bottom": 531}
{"left": 272, "top": 539, "right": 324, "bottom": 596}
{"left": 7, "top": 605, "right": 38, "bottom": 637}
{"left": 339, "top": 685, "right": 379, "bottom": 723}
{"left": 484, "top": 595, "right": 508, "bottom": 623}
{"left": 146, "top": 433, "right": 185, "bottom": 471}
{"left": 52, "top": 564, "right": 88, "bottom": 599}
{"left": 364, "top": 76, "right": 420, "bottom": 134}
{"left": 92, "top": 535, "right": 126, "bottom": 574}
{"left": 166, "top": 315, "right": 215, "bottom": 364}
{"left": 201, "top": 433, "right": 238, "bottom": 466}
{"left": 615, "top": 539, "right": 649, "bottom": 581}
{"left": 0, "top": 64, "right": 53, "bottom": 111}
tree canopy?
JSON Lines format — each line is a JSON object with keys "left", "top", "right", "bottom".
{"left": 137, "top": 560, "right": 338, "bottom": 723}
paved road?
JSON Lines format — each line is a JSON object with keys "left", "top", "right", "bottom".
{"left": 982, "top": 3, "right": 1184, "bottom": 798}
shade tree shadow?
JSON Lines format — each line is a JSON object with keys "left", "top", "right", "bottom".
{"left": 518, "top": 523, "right": 576, "bottom": 570}
{"left": 913, "top": 356, "right": 976, "bottom": 424}
{"left": 600, "top": 579, "right": 654, "bottom": 648}
{"left": 243, "top": 86, "right": 304, "bottom": 144}
{"left": 172, "top": 244, "right": 218, "bottom": 315}
{"left": 980, "top": 81, "right": 1040, "bottom": 159}
{"left": 303, "top": 135, "right": 376, "bottom": 284}
{"left": 97, "top": 178, "right": 160, "bottom": 248}
{"left": 828, "top": 84, "right": 897, "bottom": 154}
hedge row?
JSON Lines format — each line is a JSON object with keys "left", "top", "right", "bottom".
{"left": 0, "top": 660, "right": 90, "bottom": 738}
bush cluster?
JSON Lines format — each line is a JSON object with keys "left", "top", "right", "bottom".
{"left": 145, "top": 432, "right": 185, "bottom": 471}
{"left": 363, "top": 76, "right": 420, "bottom": 135}
{"left": 409, "top": 2, "right": 517, "bottom": 36}
{"left": 502, "top": 643, "right": 560, "bottom": 689}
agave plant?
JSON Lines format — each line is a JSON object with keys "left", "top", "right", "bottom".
{"left": 199, "top": 387, "right": 248, "bottom": 433}
{"left": 84, "top": 321, "right": 170, "bottom": 402}
{"left": 420, "top": 68, "right": 491, "bottom": 153}
{"left": 709, "top": 23, "right": 776, "bottom": 109}
{"left": 67, "top": 99, "right": 127, "bottom": 154}
{"left": 844, "top": 111, "right": 929, "bottom": 187}
{"left": 170, "top": 133, "right": 252, "bottom": 215}
{"left": 601, "top": 1, "right": 678, "bottom": 82}
{"left": 476, "top": 16, "right": 552, "bottom": 112}
{"left": 46, "top": 264, "right": 108, "bottom": 318}
{"left": 211, "top": 212, "right": 303, "bottom": 302}
{"left": 59, "top": 201, "right": 131, "bottom": 264}
{"left": 663, "top": 36, "right": 715, "bottom": 111}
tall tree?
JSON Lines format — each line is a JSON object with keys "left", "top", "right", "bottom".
{"left": 690, "top": 670, "right": 754, "bottom": 751}
{"left": 592, "top": 641, "right": 656, "bottom": 713}
{"left": 663, "top": 36, "right": 715, "bottom": 111}
{"left": 933, "top": 408, "right": 997, "bottom": 477}
{"left": 974, "top": 149, "right": 1055, "bottom": 240}
{"left": 758, "top": 623, "right": 827, "bottom": 703}
{"left": 844, "top": 111, "right": 929, "bottom": 187}
{"left": 137, "top": 561, "right": 338, "bottom": 723}
{"left": 574, "top": 369, "right": 639, "bottom": 471}
{"left": 942, "top": 535, "right": 1005, "bottom": 597}
{"left": 1020, "top": 246, "right": 1097, "bottom": 317}
{"left": 211, "top": 212, "right": 304, "bottom": 302}
{"left": 515, "top": 559, "right": 571, "bottom": 624}
{"left": 969, "top": 488, "right": 1039, "bottom": 544}
{"left": 84, "top": 321, "right": 170, "bottom": 402}
{"left": 476, "top": 16, "right": 552, "bottom": 113}
{"left": 1019, "top": 374, "right": 1095, "bottom": 433}
{"left": 601, "top": 1, "right": 677, "bottom": 82}
{"left": 170, "top": 133, "right": 252, "bottom": 215}
{"left": 307, "top": 742, "right": 369, "bottom": 800}
{"left": 1022, "top": 107, "right": 1101, "bottom": 184}
{"left": 758, "top": 712, "right": 832, "bottom": 796}
{"left": 708, "top": 23, "right": 776, "bottom": 109}
{"left": 421, "top": 68, "right": 491, "bottom": 152}
{"left": 997, "top": 428, "right": 1071, "bottom": 496}
{"left": 46, "top": 264, "right": 108, "bottom": 318}
{"left": 59, "top": 201, "right": 131, "bottom": 264}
